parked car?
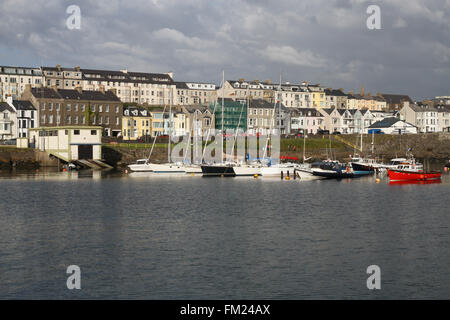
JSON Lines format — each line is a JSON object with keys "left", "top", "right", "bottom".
{"left": 317, "top": 129, "right": 330, "bottom": 135}
{"left": 0, "top": 139, "right": 16, "bottom": 145}
{"left": 332, "top": 131, "right": 342, "bottom": 135}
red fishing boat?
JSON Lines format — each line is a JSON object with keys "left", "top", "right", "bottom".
{"left": 387, "top": 160, "right": 441, "bottom": 181}
{"left": 388, "top": 169, "right": 442, "bottom": 181}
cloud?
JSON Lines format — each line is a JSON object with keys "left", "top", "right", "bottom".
{"left": 0, "top": 0, "right": 449, "bottom": 99}
{"left": 261, "top": 46, "right": 328, "bottom": 68}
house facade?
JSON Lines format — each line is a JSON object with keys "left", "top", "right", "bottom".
{"left": 175, "top": 82, "right": 217, "bottom": 106}
{"left": 368, "top": 118, "right": 417, "bottom": 134}
{"left": 289, "top": 108, "right": 324, "bottom": 135}
{"left": 29, "top": 126, "right": 102, "bottom": 161}
{"left": 122, "top": 106, "right": 152, "bottom": 140}
{"left": 21, "top": 85, "right": 123, "bottom": 137}
{"left": 0, "top": 102, "right": 16, "bottom": 140}
{"left": 0, "top": 66, "right": 43, "bottom": 100}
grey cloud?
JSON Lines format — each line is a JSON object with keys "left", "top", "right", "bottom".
{"left": 0, "top": 0, "right": 449, "bottom": 99}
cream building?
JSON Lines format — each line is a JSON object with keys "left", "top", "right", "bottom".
{"left": 175, "top": 82, "right": 217, "bottom": 106}
{"left": 0, "top": 66, "right": 43, "bottom": 100}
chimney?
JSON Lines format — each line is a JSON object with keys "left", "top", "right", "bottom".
{"left": 75, "top": 66, "right": 80, "bottom": 71}
{"left": 166, "top": 72, "right": 174, "bottom": 79}
{"left": 108, "top": 88, "right": 117, "bottom": 96}
{"left": 254, "top": 80, "right": 259, "bottom": 84}
{"left": 6, "top": 95, "right": 13, "bottom": 107}
{"left": 56, "top": 64, "right": 61, "bottom": 71}
{"left": 75, "top": 86, "right": 83, "bottom": 94}
{"left": 239, "top": 78, "right": 245, "bottom": 83}
{"left": 99, "top": 85, "right": 105, "bottom": 94}
{"left": 120, "top": 69, "right": 128, "bottom": 74}
{"left": 265, "top": 80, "right": 271, "bottom": 84}
{"left": 338, "top": 88, "right": 344, "bottom": 92}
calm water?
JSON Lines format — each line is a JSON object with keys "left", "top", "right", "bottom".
{"left": 0, "top": 168, "right": 449, "bottom": 299}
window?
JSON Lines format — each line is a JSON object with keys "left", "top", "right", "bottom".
{"left": 48, "top": 103, "right": 53, "bottom": 111}
{"left": 115, "top": 105, "right": 119, "bottom": 113}
{"left": 67, "top": 104, "right": 71, "bottom": 112}
{"left": 81, "top": 115, "right": 86, "bottom": 125}
{"left": 81, "top": 104, "right": 85, "bottom": 112}
{"left": 74, "top": 130, "right": 80, "bottom": 135}
{"left": 91, "top": 130, "right": 97, "bottom": 135}
{"left": 105, "top": 105, "right": 109, "bottom": 112}
{"left": 99, "top": 105, "right": 102, "bottom": 112}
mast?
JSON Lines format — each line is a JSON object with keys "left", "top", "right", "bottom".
{"left": 303, "top": 134, "right": 306, "bottom": 163}
{"left": 168, "top": 88, "right": 172, "bottom": 163}
{"left": 221, "top": 70, "right": 224, "bottom": 164}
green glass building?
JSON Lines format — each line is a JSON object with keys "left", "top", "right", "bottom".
{"left": 213, "top": 98, "right": 247, "bottom": 132}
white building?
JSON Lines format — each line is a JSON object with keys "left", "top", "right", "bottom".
{"left": 399, "top": 102, "right": 440, "bottom": 133}
{"left": 29, "top": 126, "right": 103, "bottom": 161}
{"left": 0, "top": 66, "right": 43, "bottom": 100}
{"left": 368, "top": 118, "right": 417, "bottom": 134}
{"left": 175, "top": 82, "right": 217, "bottom": 105}
{"left": 0, "top": 102, "right": 16, "bottom": 140}
{"left": 6, "top": 96, "right": 38, "bottom": 138}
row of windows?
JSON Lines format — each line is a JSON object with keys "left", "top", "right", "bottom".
{"left": 40, "top": 103, "right": 120, "bottom": 113}
{"left": 0, "top": 77, "right": 41, "bottom": 84}
{"left": 40, "top": 115, "right": 119, "bottom": 125}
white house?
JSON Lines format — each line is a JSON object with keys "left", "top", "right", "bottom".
{"left": 399, "top": 102, "right": 440, "bottom": 133}
{"left": 0, "top": 102, "right": 16, "bottom": 140}
{"left": 6, "top": 96, "right": 38, "bottom": 138}
{"left": 29, "top": 126, "right": 102, "bottom": 161}
{"left": 368, "top": 117, "right": 417, "bottom": 134}
{"left": 289, "top": 108, "right": 324, "bottom": 135}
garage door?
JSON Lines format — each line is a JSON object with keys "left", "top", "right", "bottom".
{"left": 78, "top": 145, "right": 93, "bottom": 160}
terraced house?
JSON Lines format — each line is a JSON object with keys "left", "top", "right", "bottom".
{"left": 175, "top": 82, "right": 217, "bottom": 106}
{"left": 21, "top": 85, "right": 123, "bottom": 137}
{"left": 122, "top": 106, "right": 152, "bottom": 140}
{"left": 0, "top": 66, "right": 43, "bottom": 100}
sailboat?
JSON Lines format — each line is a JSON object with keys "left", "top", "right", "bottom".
{"left": 260, "top": 75, "right": 303, "bottom": 177}
{"left": 201, "top": 71, "right": 237, "bottom": 177}
{"left": 128, "top": 90, "right": 185, "bottom": 173}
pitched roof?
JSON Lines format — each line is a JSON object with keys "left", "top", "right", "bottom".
{"left": 31, "top": 88, "right": 120, "bottom": 102}
{"left": 81, "top": 69, "right": 173, "bottom": 85}
{"left": 325, "top": 89, "right": 347, "bottom": 96}
{"left": 12, "top": 100, "right": 36, "bottom": 111}
{"left": 0, "top": 102, "right": 15, "bottom": 113}
{"left": 381, "top": 94, "right": 413, "bottom": 105}
{"left": 248, "top": 99, "right": 276, "bottom": 109}
{"left": 369, "top": 117, "right": 408, "bottom": 128}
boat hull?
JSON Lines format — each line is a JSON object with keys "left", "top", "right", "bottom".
{"left": 351, "top": 162, "right": 375, "bottom": 172}
{"left": 233, "top": 166, "right": 261, "bottom": 176}
{"left": 201, "top": 165, "right": 236, "bottom": 177}
{"left": 387, "top": 169, "right": 441, "bottom": 181}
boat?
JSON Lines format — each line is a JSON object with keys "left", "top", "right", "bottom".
{"left": 351, "top": 156, "right": 382, "bottom": 172}
{"left": 128, "top": 90, "right": 186, "bottom": 174}
{"left": 201, "top": 163, "right": 236, "bottom": 177}
{"left": 233, "top": 163, "right": 262, "bottom": 176}
{"left": 311, "top": 160, "right": 372, "bottom": 179}
{"left": 387, "top": 161, "right": 441, "bottom": 181}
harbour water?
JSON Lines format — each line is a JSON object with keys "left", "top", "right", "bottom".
{"left": 1, "top": 168, "right": 449, "bottom": 299}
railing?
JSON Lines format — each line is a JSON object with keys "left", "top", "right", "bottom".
{"left": 332, "top": 135, "right": 362, "bottom": 152}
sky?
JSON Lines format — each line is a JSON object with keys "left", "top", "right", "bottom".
{"left": 0, "top": 0, "right": 449, "bottom": 100}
